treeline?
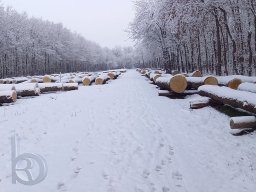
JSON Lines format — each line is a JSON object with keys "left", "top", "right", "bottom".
{"left": 0, "top": 5, "right": 135, "bottom": 78}
{"left": 130, "top": 0, "right": 256, "bottom": 76}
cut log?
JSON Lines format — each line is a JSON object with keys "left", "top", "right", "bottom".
{"left": 189, "top": 70, "right": 202, "bottom": 77}
{"left": 0, "top": 90, "right": 17, "bottom": 104}
{"left": 82, "top": 76, "right": 96, "bottom": 86}
{"left": 38, "top": 83, "right": 63, "bottom": 93}
{"left": 156, "top": 74, "right": 188, "bottom": 93}
{"left": 238, "top": 83, "right": 256, "bottom": 94}
{"left": 217, "top": 76, "right": 242, "bottom": 89}
{"left": 0, "top": 84, "right": 16, "bottom": 91}
{"left": 108, "top": 72, "right": 118, "bottom": 80}
{"left": 62, "top": 83, "right": 79, "bottom": 91}
{"left": 150, "top": 73, "right": 161, "bottom": 83}
{"left": 189, "top": 97, "right": 211, "bottom": 109}
{"left": 230, "top": 116, "right": 256, "bottom": 129}
{"left": 43, "top": 75, "right": 57, "bottom": 83}
{"left": 15, "top": 83, "right": 40, "bottom": 97}
{"left": 199, "top": 85, "right": 256, "bottom": 114}
{"left": 95, "top": 74, "right": 109, "bottom": 85}
{"left": 187, "top": 76, "right": 218, "bottom": 90}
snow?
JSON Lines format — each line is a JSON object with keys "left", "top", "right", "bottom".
{"left": 0, "top": 84, "right": 16, "bottom": 91}
{"left": 230, "top": 116, "right": 256, "bottom": 124}
{"left": 38, "top": 83, "right": 63, "bottom": 89}
{"left": 199, "top": 85, "right": 256, "bottom": 106}
{"left": 0, "top": 90, "right": 14, "bottom": 97}
{"left": 238, "top": 82, "right": 256, "bottom": 94}
{"left": 1, "top": 70, "right": 256, "bottom": 192}
{"left": 15, "top": 83, "right": 38, "bottom": 92}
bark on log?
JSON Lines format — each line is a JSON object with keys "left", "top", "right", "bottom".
{"left": 15, "top": 83, "right": 40, "bottom": 97}
{"left": 230, "top": 116, "right": 256, "bottom": 129}
{"left": 43, "top": 75, "right": 57, "bottom": 83}
{"left": 156, "top": 74, "right": 188, "bottom": 93}
{"left": 95, "top": 75, "right": 109, "bottom": 85}
{"left": 38, "top": 83, "right": 63, "bottom": 93}
{"left": 82, "top": 76, "right": 96, "bottom": 86}
{"left": 187, "top": 76, "right": 218, "bottom": 90}
{"left": 238, "top": 83, "right": 256, "bottom": 94}
{"left": 199, "top": 85, "right": 256, "bottom": 114}
{"left": 0, "top": 90, "right": 17, "bottom": 104}
{"left": 62, "top": 83, "right": 79, "bottom": 91}
{"left": 190, "top": 98, "right": 211, "bottom": 109}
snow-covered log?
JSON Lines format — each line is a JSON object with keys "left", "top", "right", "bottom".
{"left": 62, "top": 83, "right": 79, "bottom": 91}
{"left": 69, "top": 77, "right": 83, "bottom": 84}
{"left": 190, "top": 97, "right": 211, "bottom": 109}
{"left": 38, "top": 83, "right": 63, "bottom": 93}
{"left": 189, "top": 70, "right": 202, "bottom": 77}
{"left": 187, "top": 76, "right": 218, "bottom": 89}
{"left": 156, "top": 74, "right": 187, "bottom": 93}
{"left": 95, "top": 74, "right": 110, "bottom": 85}
{"left": 0, "top": 84, "right": 16, "bottom": 91}
{"left": 217, "top": 76, "right": 242, "bottom": 89}
{"left": 108, "top": 72, "right": 118, "bottom": 80}
{"left": 0, "top": 90, "right": 17, "bottom": 104}
{"left": 150, "top": 73, "right": 161, "bottom": 83}
{"left": 199, "top": 85, "right": 256, "bottom": 114}
{"left": 43, "top": 75, "right": 57, "bottom": 83}
{"left": 238, "top": 83, "right": 256, "bottom": 94}
{"left": 15, "top": 83, "right": 40, "bottom": 97}
{"left": 13, "top": 77, "right": 29, "bottom": 84}
{"left": 230, "top": 116, "right": 256, "bottom": 129}
{"left": 82, "top": 76, "right": 96, "bottom": 86}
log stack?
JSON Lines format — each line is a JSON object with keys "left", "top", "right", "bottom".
{"left": 0, "top": 90, "right": 17, "bottom": 104}
{"left": 156, "top": 74, "right": 188, "bottom": 94}
{"left": 62, "top": 83, "right": 79, "bottom": 91}
{"left": 38, "top": 83, "right": 63, "bottom": 93}
{"left": 15, "top": 83, "right": 40, "bottom": 97}
{"left": 199, "top": 85, "right": 256, "bottom": 114}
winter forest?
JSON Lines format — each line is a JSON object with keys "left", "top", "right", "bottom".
{"left": 130, "top": 0, "right": 256, "bottom": 76}
{"left": 0, "top": 5, "right": 135, "bottom": 78}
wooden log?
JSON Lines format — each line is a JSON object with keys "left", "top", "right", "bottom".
{"left": 150, "top": 73, "right": 161, "bottom": 83}
{"left": 82, "top": 76, "right": 96, "bottom": 86}
{"left": 62, "top": 83, "right": 79, "bottom": 91}
{"left": 108, "top": 72, "right": 118, "bottom": 80}
{"left": 187, "top": 76, "right": 218, "bottom": 90}
{"left": 217, "top": 77, "right": 242, "bottom": 89}
{"left": 43, "top": 75, "right": 57, "bottom": 83}
{"left": 158, "top": 90, "right": 198, "bottom": 97}
{"left": 189, "top": 70, "right": 202, "bottom": 77}
{"left": 230, "top": 116, "right": 256, "bottom": 129}
{"left": 38, "top": 83, "right": 63, "bottom": 93}
{"left": 156, "top": 74, "right": 188, "bottom": 93}
{"left": 95, "top": 74, "right": 109, "bottom": 85}
{"left": 238, "top": 82, "right": 256, "bottom": 94}
{"left": 15, "top": 83, "right": 40, "bottom": 97}
{"left": 0, "top": 90, "right": 17, "bottom": 104}
{"left": 190, "top": 97, "right": 211, "bottom": 109}
{"left": 199, "top": 85, "right": 256, "bottom": 114}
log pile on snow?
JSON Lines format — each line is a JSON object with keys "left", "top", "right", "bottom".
{"left": 82, "top": 76, "right": 96, "bottom": 86}
{"left": 15, "top": 83, "right": 40, "bottom": 97}
{"left": 95, "top": 74, "right": 110, "bottom": 85}
{"left": 38, "top": 83, "right": 63, "bottom": 93}
{"left": 186, "top": 76, "right": 218, "bottom": 89}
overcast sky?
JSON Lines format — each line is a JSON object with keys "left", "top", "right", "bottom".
{"left": 1, "top": 0, "right": 135, "bottom": 48}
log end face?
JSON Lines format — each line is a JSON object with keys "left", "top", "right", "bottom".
{"left": 204, "top": 76, "right": 218, "bottom": 86}
{"left": 170, "top": 74, "right": 188, "bottom": 93}
{"left": 83, "top": 78, "right": 91, "bottom": 86}
{"left": 192, "top": 70, "right": 202, "bottom": 77}
{"left": 228, "top": 78, "right": 242, "bottom": 90}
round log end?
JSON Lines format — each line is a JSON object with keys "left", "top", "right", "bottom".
{"left": 204, "top": 76, "right": 218, "bottom": 85}
{"left": 95, "top": 78, "right": 104, "bottom": 85}
{"left": 43, "top": 75, "right": 51, "bottom": 83}
{"left": 228, "top": 78, "right": 242, "bottom": 90}
{"left": 108, "top": 72, "right": 116, "bottom": 80}
{"left": 191, "top": 70, "right": 202, "bottom": 77}
{"left": 170, "top": 74, "right": 188, "bottom": 93}
{"left": 12, "top": 90, "right": 18, "bottom": 102}
{"left": 83, "top": 78, "right": 91, "bottom": 86}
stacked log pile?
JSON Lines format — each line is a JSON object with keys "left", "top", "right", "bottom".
{"left": 0, "top": 90, "right": 17, "bottom": 104}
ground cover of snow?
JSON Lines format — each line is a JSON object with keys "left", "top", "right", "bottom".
{"left": 0, "top": 70, "right": 256, "bottom": 192}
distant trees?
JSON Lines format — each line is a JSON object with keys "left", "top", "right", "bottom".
{"left": 130, "top": 0, "right": 256, "bottom": 76}
{"left": 0, "top": 5, "right": 136, "bottom": 78}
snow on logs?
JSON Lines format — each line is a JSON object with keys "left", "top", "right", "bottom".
{"left": 156, "top": 74, "right": 188, "bottom": 94}
{"left": 15, "top": 83, "right": 40, "bottom": 97}
{"left": 0, "top": 90, "right": 17, "bottom": 104}
{"left": 0, "top": 84, "right": 16, "bottom": 91}
{"left": 38, "top": 83, "right": 63, "bottom": 93}
{"left": 238, "top": 83, "right": 256, "bottom": 94}
{"left": 95, "top": 74, "right": 110, "bottom": 85}
{"left": 62, "top": 83, "right": 79, "bottom": 91}
{"left": 199, "top": 85, "right": 256, "bottom": 114}
{"left": 217, "top": 76, "right": 242, "bottom": 90}
{"left": 230, "top": 116, "right": 256, "bottom": 129}
{"left": 189, "top": 70, "right": 202, "bottom": 77}
{"left": 186, "top": 76, "right": 218, "bottom": 90}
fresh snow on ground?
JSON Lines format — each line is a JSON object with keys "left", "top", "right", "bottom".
{"left": 0, "top": 70, "right": 256, "bottom": 192}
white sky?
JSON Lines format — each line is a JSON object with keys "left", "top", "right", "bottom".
{"left": 0, "top": 0, "right": 135, "bottom": 48}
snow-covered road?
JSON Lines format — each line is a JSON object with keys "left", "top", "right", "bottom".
{"left": 1, "top": 70, "right": 256, "bottom": 192}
